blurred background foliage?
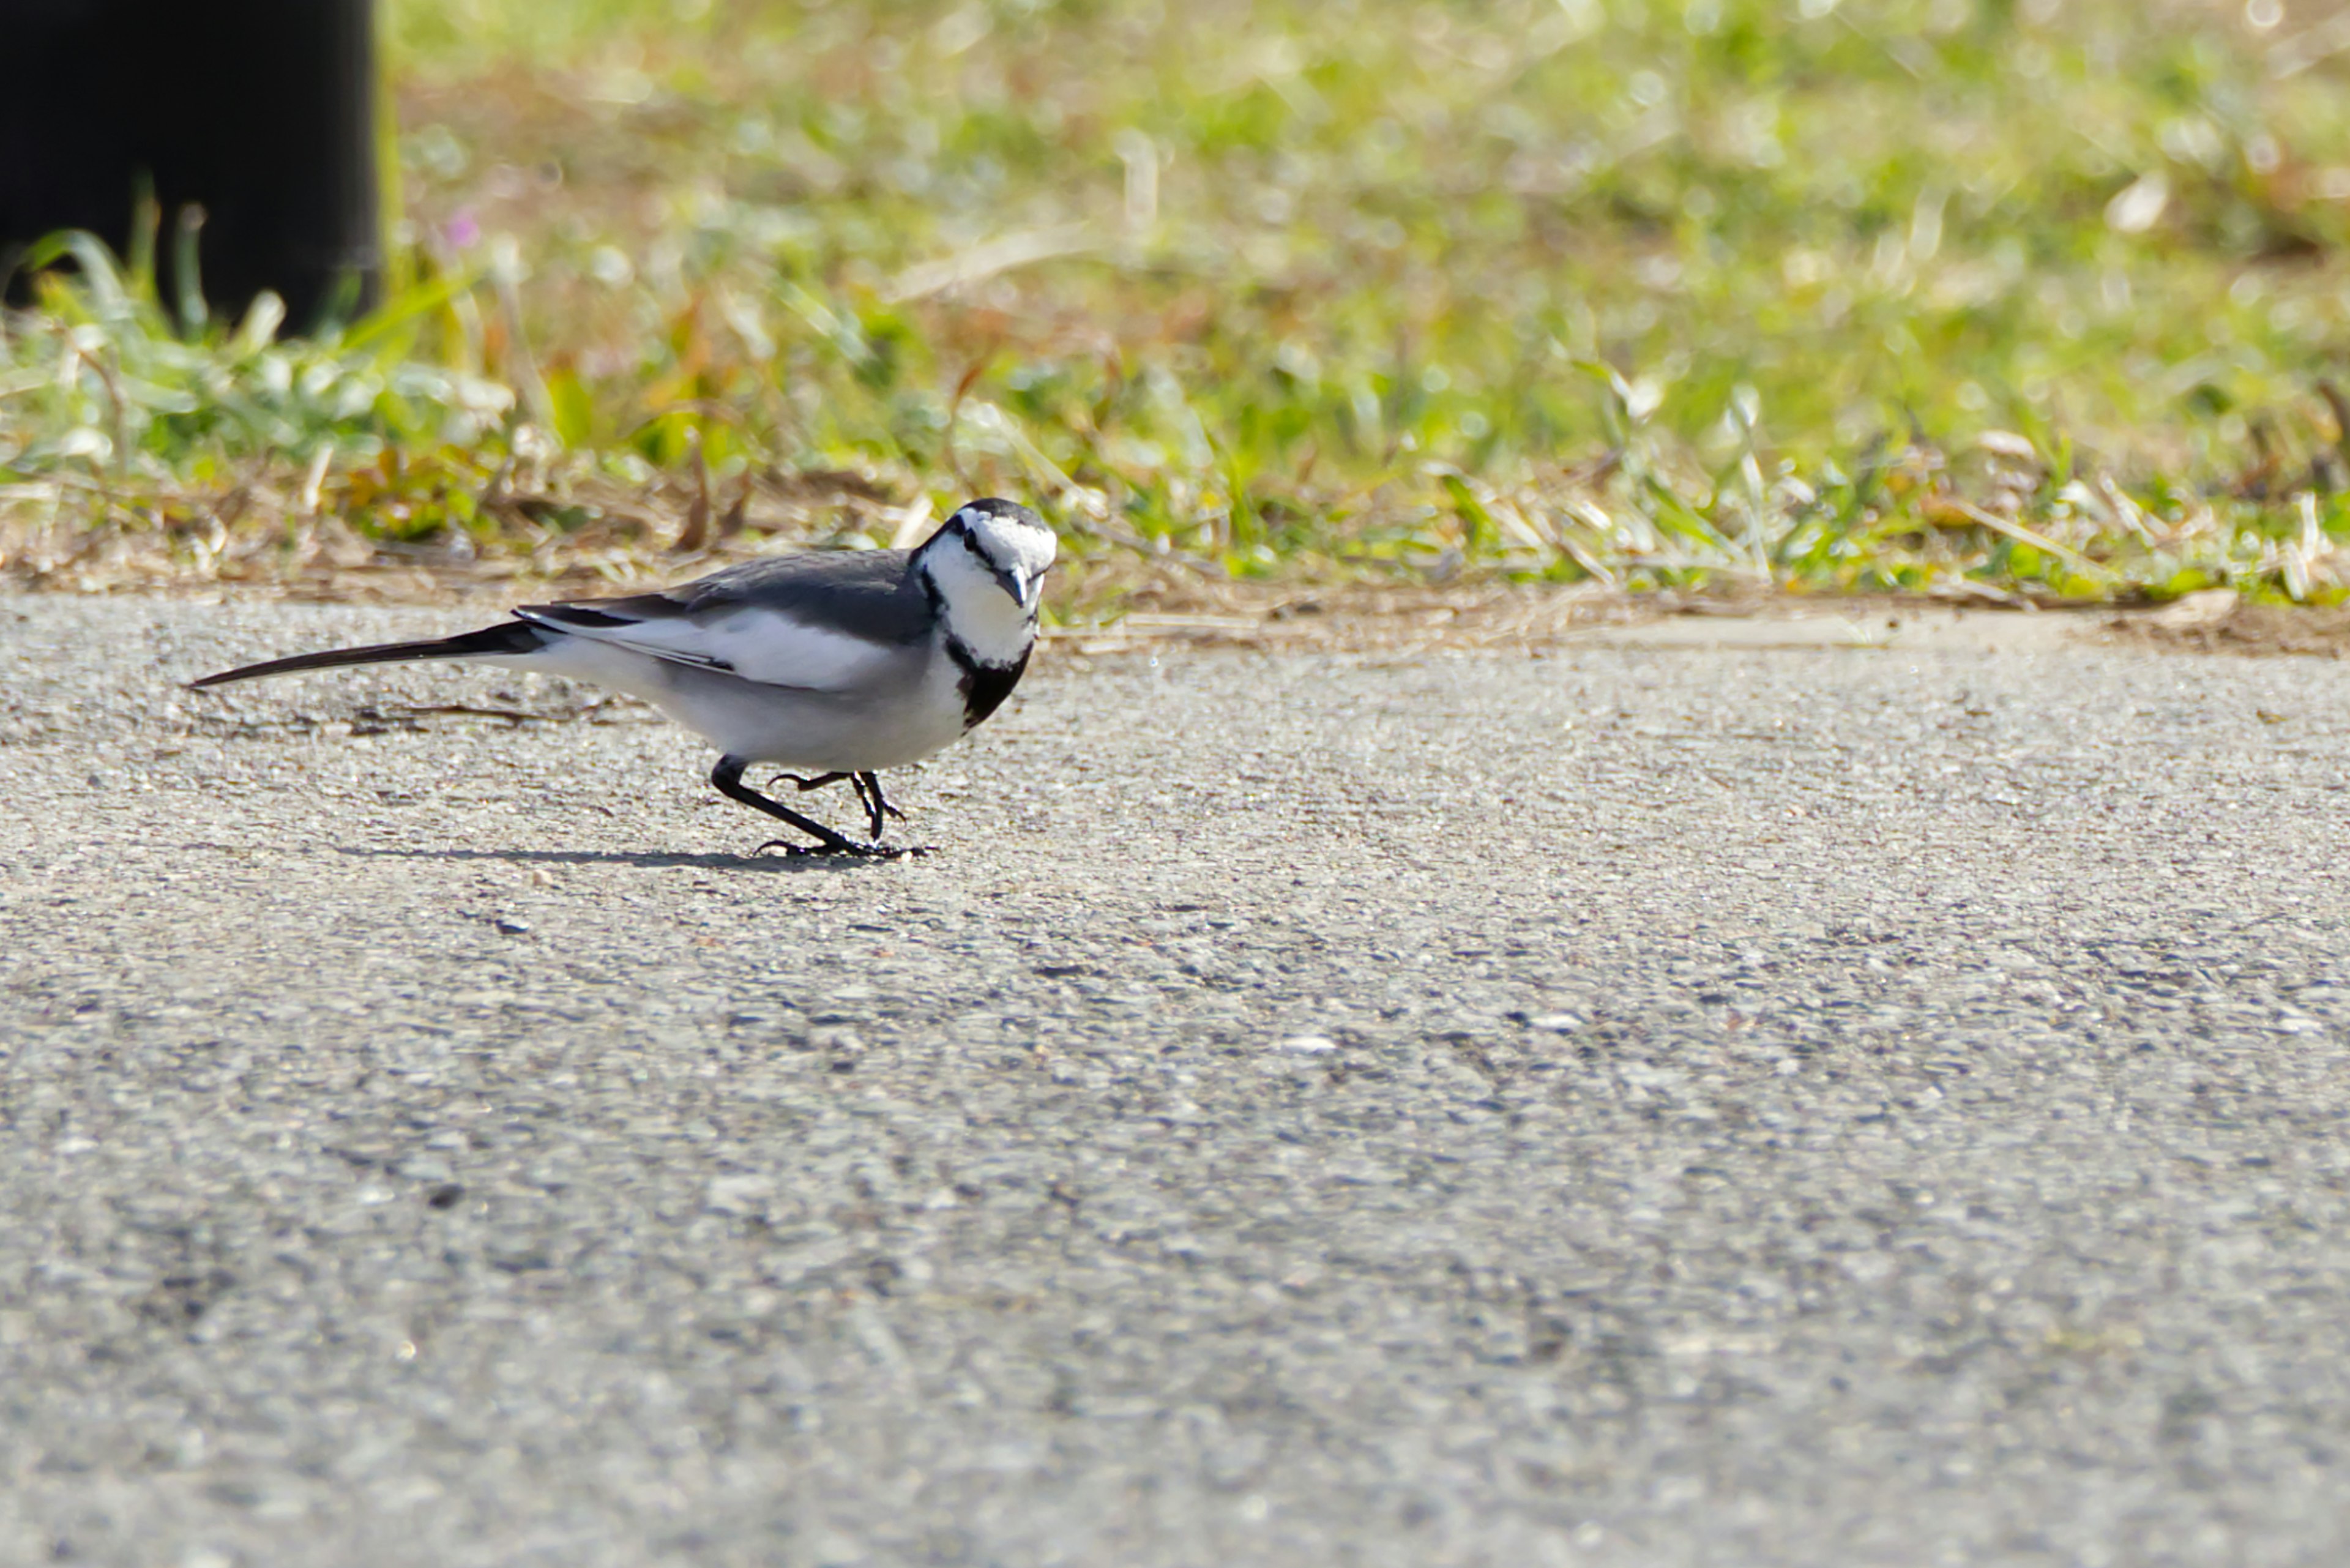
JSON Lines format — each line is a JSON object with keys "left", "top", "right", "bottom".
{"left": 9, "top": 0, "right": 2350, "bottom": 607}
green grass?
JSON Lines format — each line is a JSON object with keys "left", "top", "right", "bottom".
{"left": 9, "top": 0, "right": 2350, "bottom": 607}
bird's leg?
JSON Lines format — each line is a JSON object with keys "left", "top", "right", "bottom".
{"left": 850, "top": 772, "right": 905, "bottom": 840}
{"left": 769, "top": 769, "right": 851, "bottom": 794}
{"left": 848, "top": 774, "right": 880, "bottom": 839}
{"left": 711, "top": 755, "right": 906, "bottom": 858}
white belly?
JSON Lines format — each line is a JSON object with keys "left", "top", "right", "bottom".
{"left": 493, "top": 636, "right": 974, "bottom": 771}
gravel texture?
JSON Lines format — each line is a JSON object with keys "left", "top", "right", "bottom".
{"left": 4, "top": 594, "right": 2350, "bottom": 1566}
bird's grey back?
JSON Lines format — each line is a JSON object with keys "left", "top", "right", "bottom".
{"left": 526, "top": 548, "right": 935, "bottom": 645}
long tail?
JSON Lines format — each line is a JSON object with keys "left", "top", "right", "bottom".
{"left": 187, "top": 621, "right": 548, "bottom": 689}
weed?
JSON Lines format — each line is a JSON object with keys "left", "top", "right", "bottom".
{"left": 7, "top": 0, "right": 2350, "bottom": 608}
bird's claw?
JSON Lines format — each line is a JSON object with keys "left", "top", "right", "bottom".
{"left": 740, "top": 766, "right": 912, "bottom": 849}
{"left": 753, "top": 838, "right": 931, "bottom": 861}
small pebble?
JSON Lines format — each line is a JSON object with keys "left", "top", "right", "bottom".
{"left": 1278, "top": 1035, "right": 1338, "bottom": 1054}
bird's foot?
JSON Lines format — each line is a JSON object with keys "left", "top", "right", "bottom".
{"left": 848, "top": 772, "right": 907, "bottom": 840}
{"left": 753, "top": 837, "right": 931, "bottom": 861}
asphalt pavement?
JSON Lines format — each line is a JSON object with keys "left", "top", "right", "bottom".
{"left": 5, "top": 592, "right": 2350, "bottom": 1567}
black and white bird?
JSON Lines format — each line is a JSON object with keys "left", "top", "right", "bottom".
{"left": 190, "top": 498, "right": 1058, "bottom": 857}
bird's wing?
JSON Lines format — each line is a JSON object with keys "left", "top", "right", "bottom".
{"left": 518, "top": 550, "right": 931, "bottom": 691}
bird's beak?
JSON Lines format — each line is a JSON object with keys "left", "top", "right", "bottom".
{"left": 996, "top": 565, "right": 1032, "bottom": 609}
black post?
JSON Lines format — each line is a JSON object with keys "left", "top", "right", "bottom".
{"left": 0, "top": 0, "right": 382, "bottom": 329}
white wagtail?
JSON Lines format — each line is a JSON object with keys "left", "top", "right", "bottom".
{"left": 190, "top": 498, "right": 1058, "bottom": 857}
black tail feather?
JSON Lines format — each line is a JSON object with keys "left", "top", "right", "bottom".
{"left": 187, "top": 621, "right": 547, "bottom": 689}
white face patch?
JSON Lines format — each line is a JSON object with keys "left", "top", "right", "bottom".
{"left": 952, "top": 506, "right": 1058, "bottom": 599}
{"left": 923, "top": 533, "right": 1039, "bottom": 666}
{"left": 916, "top": 502, "right": 1056, "bottom": 666}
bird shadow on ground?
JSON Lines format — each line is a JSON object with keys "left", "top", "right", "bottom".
{"left": 329, "top": 845, "right": 907, "bottom": 873}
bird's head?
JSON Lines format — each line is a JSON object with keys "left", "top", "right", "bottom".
{"left": 917, "top": 498, "right": 1058, "bottom": 664}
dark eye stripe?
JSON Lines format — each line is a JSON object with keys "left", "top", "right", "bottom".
{"left": 943, "top": 503, "right": 1050, "bottom": 581}
{"left": 956, "top": 528, "right": 1005, "bottom": 575}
